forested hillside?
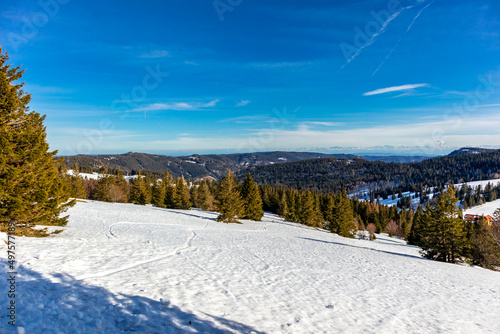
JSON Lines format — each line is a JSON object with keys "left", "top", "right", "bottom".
{"left": 245, "top": 150, "right": 500, "bottom": 194}
{"left": 61, "top": 151, "right": 427, "bottom": 180}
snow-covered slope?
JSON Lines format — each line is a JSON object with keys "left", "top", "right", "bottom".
{"left": 464, "top": 199, "right": 500, "bottom": 218}
{"left": 1, "top": 201, "right": 500, "bottom": 333}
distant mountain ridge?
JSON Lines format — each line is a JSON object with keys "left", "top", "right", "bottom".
{"left": 448, "top": 147, "right": 497, "bottom": 156}
{"left": 246, "top": 149, "right": 500, "bottom": 193}
{"left": 61, "top": 151, "right": 428, "bottom": 180}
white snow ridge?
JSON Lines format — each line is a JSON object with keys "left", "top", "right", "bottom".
{"left": 1, "top": 201, "right": 500, "bottom": 333}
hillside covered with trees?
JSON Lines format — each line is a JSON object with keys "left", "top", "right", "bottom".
{"left": 245, "top": 151, "right": 500, "bottom": 195}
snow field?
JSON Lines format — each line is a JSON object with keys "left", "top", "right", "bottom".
{"left": 1, "top": 201, "right": 499, "bottom": 333}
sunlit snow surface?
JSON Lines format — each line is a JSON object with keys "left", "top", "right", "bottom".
{"left": 1, "top": 201, "right": 500, "bottom": 333}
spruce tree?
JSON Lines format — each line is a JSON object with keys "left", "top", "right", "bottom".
{"left": 0, "top": 49, "right": 74, "bottom": 236}
{"left": 466, "top": 217, "right": 500, "bottom": 269}
{"left": 129, "top": 173, "right": 148, "bottom": 205}
{"left": 241, "top": 173, "right": 264, "bottom": 221}
{"left": 277, "top": 191, "right": 289, "bottom": 218}
{"left": 330, "top": 190, "right": 356, "bottom": 238}
{"left": 162, "top": 170, "right": 175, "bottom": 208}
{"left": 197, "top": 181, "right": 215, "bottom": 211}
{"left": 189, "top": 183, "right": 199, "bottom": 208}
{"left": 421, "top": 186, "right": 468, "bottom": 263}
{"left": 151, "top": 180, "right": 165, "bottom": 207}
{"left": 298, "top": 190, "right": 320, "bottom": 227}
{"left": 172, "top": 176, "right": 191, "bottom": 210}
{"left": 216, "top": 169, "right": 243, "bottom": 223}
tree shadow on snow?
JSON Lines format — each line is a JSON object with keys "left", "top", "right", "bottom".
{"left": 152, "top": 207, "right": 220, "bottom": 222}
{"left": 0, "top": 264, "right": 265, "bottom": 334}
{"left": 298, "top": 237, "right": 427, "bottom": 261}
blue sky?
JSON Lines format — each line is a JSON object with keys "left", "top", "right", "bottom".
{"left": 2, "top": 0, "right": 500, "bottom": 156}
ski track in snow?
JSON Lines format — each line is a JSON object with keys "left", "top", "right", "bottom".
{"left": 1, "top": 200, "right": 500, "bottom": 333}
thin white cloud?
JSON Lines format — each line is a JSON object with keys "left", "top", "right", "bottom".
{"left": 236, "top": 100, "right": 250, "bottom": 107}
{"left": 139, "top": 50, "right": 170, "bottom": 58}
{"left": 476, "top": 104, "right": 500, "bottom": 108}
{"left": 130, "top": 99, "right": 219, "bottom": 112}
{"left": 55, "top": 113, "right": 500, "bottom": 155}
{"left": 219, "top": 115, "right": 270, "bottom": 123}
{"left": 363, "top": 84, "right": 429, "bottom": 96}
{"left": 303, "top": 121, "right": 342, "bottom": 127}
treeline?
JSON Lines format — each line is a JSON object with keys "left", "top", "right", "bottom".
{"left": 68, "top": 166, "right": 416, "bottom": 239}
{"left": 246, "top": 151, "right": 500, "bottom": 195}
{"left": 459, "top": 182, "right": 500, "bottom": 208}
{"left": 409, "top": 187, "right": 500, "bottom": 269}
{"left": 67, "top": 165, "right": 500, "bottom": 269}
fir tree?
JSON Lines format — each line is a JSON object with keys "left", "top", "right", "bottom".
{"left": 466, "top": 217, "right": 500, "bottom": 269}
{"left": 151, "top": 180, "right": 165, "bottom": 207}
{"left": 241, "top": 173, "right": 264, "bottom": 221}
{"left": 298, "top": 190, "right": 320, "bottom": 227}
{"left": 216, "top": 170, "right": 243, "bottom": 223}
{"left": 0, "top": 49, "right": 74, "bottom": 236}
{"left": 330, "top": 190, "right": 356, "bottom": 238}
{"left": 189, "top": 184, "right": 198, "bottom": 208}
{"left": 197, "top": 181, "right": 215, "bottom": 211}
{"left": 408, "top": 207, "right": 425, "bottom": 246}
{"left": 162, "top": 170, "right": 175, "bottom": 208}
{"left": 172, "top": 176, "right": 191, "bottom": 210}
{"left": 420, "top": 186, "right": 468, "bottom": 263}
{"left": 129, "top": 173, "right": 148, "bottom": 205}
{"left": 62, "top": 164, "right": 86, "bottom": 199}
{"left": 277, "top": 191, "right": 289, "bottom": 218}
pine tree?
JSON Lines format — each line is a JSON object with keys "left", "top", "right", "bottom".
{"left": 197, "top": 181, "right": 215, "bottom": 211}
{"left": 216, "top": 170, "right": 244, "bottom": 223}
{"left": 189, "top": 184, "right": 198, "bottom": 208}
{"left": 62, "top": 164, "right": 86, "bottom": 199}
{"left": 298, "top": 190, "right": 320, "bottom": 227}
{"left": 277, "top": 191, "right": 289, "bottom": 218}
{"left": 420, "top": 186, "right": 468, "bottom": 263}
{"left": 330, "top": 190, "right": 356, "bottom": 238}
{"left": 408, "top": 207, "right": 425, "bottom": 245}
{"left": 0, "top": 49, "right": 74, "bottom": 236}
{"left": 129, "top": 173, "right": 148, "bottom": 205}
{"left": 241, "top": 173, "right": 264, "bottom": 221}
{"left": 162, "top": 170, "right": 175, "bottom": 208}
{"left": 151, "top": 180, "right": 165, "bottom": 207}
{"left": 466, "top": 217, "right": 500, "bottom": 269}
{"left": 172, "top": 176, "right": 191, "bottom": 210}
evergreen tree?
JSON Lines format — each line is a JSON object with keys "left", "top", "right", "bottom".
{"left": 129, "top": 173, "right": 148, "bottom": 205}
{"left": 151, "top": 180, "right": 165, "bottom": 207}
{"left": 0, "top": 49, "right": 74, "bottom": 236}
{"left": 330, "top": 190, "right": 356, "bottom": 238}
{"left": 298, "top": 190, "right": 320, "bottom": 227}
{"left": 172, "top": 176, "right": 191, "bottom": 209}
{"left": 162, "top": 170, "right": 175, "bottom": 208}
{"left": 197, "top": 181, "right": 215, "bottom": 211}
{"left": 62, "top": 164, "right": 86, "bottom": 199}
{"left": 216, "top": 170, "right": 243, "bottom": 223}
{"left": 277, "top": 191, "right": 289, "bottom": 218}
{"left": 466, "top": 217, "right": 500, "bottom": 269}
{"left": 241, "top": 173, "right": 264, "bottom": 221}
{"left": 189, "top": 183, "right": 198, "bottom": 208}
{"left": 420, "top": 186, "right": 468, "bottom": 263}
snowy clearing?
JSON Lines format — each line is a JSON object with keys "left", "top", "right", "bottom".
{"left": 464, "top": 199, "right": 500, "bottom": 218}
{"left": 1, "top": 201, "right": 500, "bottom": 333}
